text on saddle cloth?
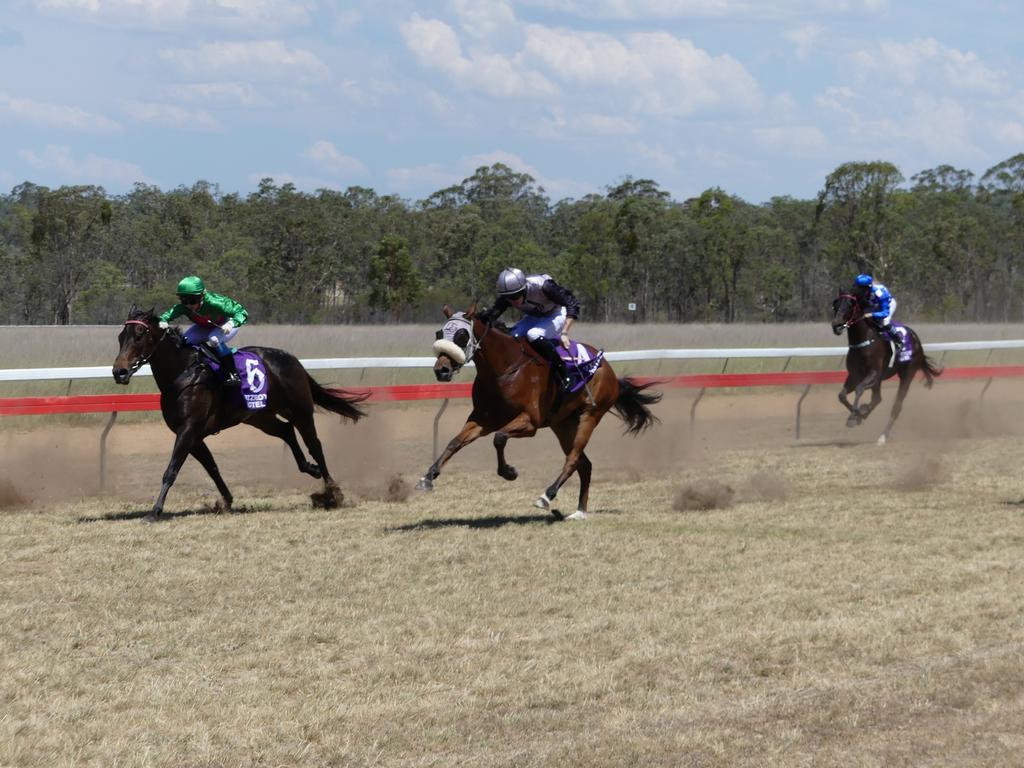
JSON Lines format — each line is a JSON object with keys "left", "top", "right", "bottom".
{"left": 205, "top": 350, "right": 269, "bottom": 410}
{"left": 555, "top": 340, "right": 605, "bottom": 394}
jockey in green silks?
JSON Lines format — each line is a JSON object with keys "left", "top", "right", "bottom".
{"left": 159, "top": 275, "right": 248, "bottom": 386}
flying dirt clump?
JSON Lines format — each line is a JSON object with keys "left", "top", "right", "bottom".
{"left": 383, "top": 474, "right": 411, "bottom": 502}
{"left": 745, "top": 471, "right": 788, "bottom": 502}
{"left": 893, "top": 455, "right": 945, "bottom": 492}
{"left": 0, "top": 478, "right": 28, "bottom": 509}
{"left": 673, "top": 479, "right": 735, "bottom": 511}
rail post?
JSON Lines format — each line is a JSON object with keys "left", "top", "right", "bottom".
{"left": 690, "top": 358, "right": 730, "bottom": 430}
{"left": 432, "top": 398, "right": 450, "bottom": 459}
{"left": 99, "top": 411, "right": 118, "bottom": 490}
{"left": 795, "top": 384, "right": 812, "bottom": 439}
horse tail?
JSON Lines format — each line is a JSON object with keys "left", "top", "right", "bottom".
{"left": 612, "top": 377, "right": 662, "bottom": 435}
{"left": 910, "top": 329, "right": 944, "bottom": 389}
{"left": 307, "top": 374, "right": 369, "bottom": 422}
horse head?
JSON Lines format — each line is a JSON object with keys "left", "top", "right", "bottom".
{"left": 431, "top": 305, "right": 480, "bottom": 382}
{"left": 831, "top": 289, "right": 866, "bottom": 335}
{"left": 113, "top": 305, "right": 166, "bottom": 384}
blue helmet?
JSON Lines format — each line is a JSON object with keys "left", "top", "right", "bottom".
{"left": 854, "top": 273, "right": 873, "bottom": 287}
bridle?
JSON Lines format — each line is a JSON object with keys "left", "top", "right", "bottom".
{"left": 834, "top": 293, "right": 865, "bottom": 330}
{"left": 121, "top": 318, "right": 168, "bottom": 375}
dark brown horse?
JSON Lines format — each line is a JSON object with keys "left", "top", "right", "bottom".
{"left": 415, "top": 305, "right": 661, "bottom": 519}
{"left": 112, "top": 306, "right": 368, "bottom": 520}
{"left": 831, "top": 288, "right": 942, "bottom": 443}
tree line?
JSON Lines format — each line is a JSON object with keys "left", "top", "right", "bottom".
{"left": 1, "top": 155, "right": 1022, "bottom": 326}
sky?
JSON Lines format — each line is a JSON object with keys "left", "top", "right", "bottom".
{"left": 0, "top": 0, "right": 1022, "bottom": 205}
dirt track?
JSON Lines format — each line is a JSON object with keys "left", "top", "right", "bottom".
{"left": 3, "top": 374, "right": 1022, "bottom": 511}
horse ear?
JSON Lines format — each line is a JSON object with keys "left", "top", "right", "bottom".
{"left": 467, "top": 301, "right": 478, "bottom": 318}
{"left": 442, "top": 304, "right": 454, "bottom": 319}
{"left": 128, "top": 303, "right": 138, "bottom": 316}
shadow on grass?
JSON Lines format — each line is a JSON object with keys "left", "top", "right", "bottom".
{"left": 77, "top": 504, "right": 264, "bottom": 524}
{"left": 792, "top": 439, "right": 866, "bottom": 449}
{"left": 387, "top": 513, "right": 559, "bottom": 532}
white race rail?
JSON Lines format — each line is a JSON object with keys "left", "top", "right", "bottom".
{"left": 3, "top": 340, "right": 1024, "bottom": 382}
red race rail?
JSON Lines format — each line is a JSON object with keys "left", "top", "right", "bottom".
{"left": 3, "top": 365, "right": 1024, "bottom": 416}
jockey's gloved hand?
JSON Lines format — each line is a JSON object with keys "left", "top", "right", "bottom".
{"left": 221, "top": 320, "right": 235, "bottom": 334}
{"left": 476, "top": 307, "right": 495, "bottom": 324}
{"left": 158, "top": 320, "right": 169, "bottom": 330}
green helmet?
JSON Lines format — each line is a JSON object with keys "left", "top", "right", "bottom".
{"left": 176, "top": 275, "right": 205, "bottom": 296}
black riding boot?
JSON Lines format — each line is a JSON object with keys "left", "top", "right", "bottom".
{"left": 218, "top": 350, "right": 241, "bottom": 386}
{"left": 529, "top": 337, "right": 573, "bottom": 391}
{"left": 885, "top": 325, "right": 903, "bottom": 353}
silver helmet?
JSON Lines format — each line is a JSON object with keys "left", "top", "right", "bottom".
{"left": 496, "top": 267, "right": 527, "bottom": 296}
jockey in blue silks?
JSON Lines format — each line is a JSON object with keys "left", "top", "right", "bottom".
{"left": 855, "top": 273, "right": 901, "bottom": 352}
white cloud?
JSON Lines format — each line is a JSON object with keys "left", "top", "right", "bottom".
{"left": 785, "top": 24, "right": 824, "bottom": 60}
{"left": 124, "top": 101, "right": 224, "bottom": 131}
{"left": 516, "top": 0, "right": 889, "bottom": 19}
{"left": 849, "top": 38, "right": 1006, "bottom": 94}
{"left": 524, "top": 26, "right": 760, "bottom": 116}
{"left": 752, "top": 125, "right": 828, "bottom": 156}
{"left": 302, "top": 140, "right": 367, "bottom": 177}
{"left": 401, "top": 14, "right": 557, "bottom": 99}
{"left": 630, "top": 141, "right": 678, "bottom": 171}
{"left": 386, "top": 163, "right": 459, "bottom": 193}
{"left": 160, "top": 40, "right": 329, "bottom": 81}
{"left": 514, "top": 0, "right": 752, "bottom": 19}
{"left": 0, "top": 93, "right": 121, "bottom": 133}
{"left": 451, "top": 0, "right": 517, "bottom": 40}
{"left": 533, "top": 109, "right": 638, "bottom": 139}
{"left": 33, "top": 0, "right": 315, "bottom": 31}
{"left": 20, "top": 145, "right": 149, "bottom": 187}
{"left": 166, "top": 82, "right": 269, "bottom": 106}
{"left": 993, "top": 121, "right": 1024, "bottom": 145}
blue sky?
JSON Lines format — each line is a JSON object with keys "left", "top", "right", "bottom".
{"left": 1, "top": 0, "right": 1021, "bottom": 204}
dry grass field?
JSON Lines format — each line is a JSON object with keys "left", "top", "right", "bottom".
{"left": 2, "top": 325, "right": 1024, "bottom": 766}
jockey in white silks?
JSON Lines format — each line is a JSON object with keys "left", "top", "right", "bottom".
{"left": 478, "top": 267, "right": 582, "bottom": 391}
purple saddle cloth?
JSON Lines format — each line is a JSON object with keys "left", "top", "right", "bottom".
{"left": 889, "top": 324, "right": 914, "bottom": 365}
{"left": 207, "top": 350, "right": 269, "bottom": 410}
{"left": 556, "top": 341, "right": 605, "bottom": 393}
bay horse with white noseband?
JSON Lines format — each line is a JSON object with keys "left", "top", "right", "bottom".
{"left": 416, "top": 305, "right": 661, "bottom": 519}
{"left": 112, "top": 306, "right": 368, "bottom": 521}
{"left": 831, "top": 288, "right": 942, "bottom": 444}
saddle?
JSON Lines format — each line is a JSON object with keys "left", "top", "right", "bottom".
{"left": 189, "top": 343, "right": 269, "bottom": 410}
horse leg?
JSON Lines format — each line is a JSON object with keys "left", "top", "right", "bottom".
{"left": 861, "top": 379, "right": 883, "bottom": 419}
{"left": 548, "top": 417, "right": 593, "bottom": 520}
{"left": 416, "top": 418, "right": 487, "bottom": 491}
{"left": 149, "top": 425, "right": 198, "bottom": 521}
{"left": 838, "top": 377, "right": 862, "bottom": 426}
{"left": 878, "top": 374, "right": 913, "bottom": 444}
{"left": 535, "top": 412, "right": 602, "bottom": 519}
{"left": 248, "top": 413, "right": 322, "bottom": 478}
{"left": 290, "top": 413, "right": 341, "bottom": 509}
{"left": 189, "top": 440, "right": 233, "bottom": 511}
{"left": 492, "top": 412, "right": 538, "bottom": 481}
{"left": 852, "top": 370, "right": 880, "bottom": 420}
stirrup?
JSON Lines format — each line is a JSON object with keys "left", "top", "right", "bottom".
{"left": 223, "top": 372, "right": 241, "bottom": 387}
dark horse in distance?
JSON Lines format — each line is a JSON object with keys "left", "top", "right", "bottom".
{"left": 113, "top": 306, "right": 368, "bottom": 520}
{"left": 416, "top": 305, "right": 662, "bottom": 519}
{"left": 831, "top": 287, "right": 942, "bottom": 444}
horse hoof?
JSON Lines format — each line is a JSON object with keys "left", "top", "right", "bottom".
{"left": 304, "top": 463, "right": 323, "bottom": 480}
{"left": 143, "top": 512, "right": 162, "bottom": 524}
{"left": 846, "top": 417, "right": 860, "bottom": 428}
{"left": 533, "top": 494, "right": 552, "bottom": 511}
{"left": 415, "top": 477, "right": 433, "bottom": 492}
{"left": 858, "top": 405, "right": 871, "bottom": 416}
{"left": 311, "top": 484, "right": 342, "bottom": 509}
{"left": 498, "top": 466, "right": 518, "bottom": 481}
{"left": 566, "top": 510, "right": 588, "bottom": 521}
{"left": 877, "top": 434, "right": 887, "bottom": 445}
